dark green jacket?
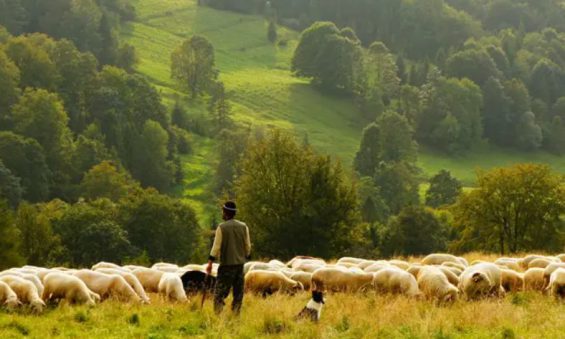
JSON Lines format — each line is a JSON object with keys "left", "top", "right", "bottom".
{"left": 209, "top": 219, "right": 251, "bottom": 265}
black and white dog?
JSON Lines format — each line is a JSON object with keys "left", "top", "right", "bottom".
{"left": 296, "top": 290, "right": 325, "bottom": 322}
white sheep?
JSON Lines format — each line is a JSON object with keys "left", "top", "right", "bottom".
{"left": 152, "top": 263, "right": 180, "bottom": 273}
{"left": 42, "top": 272, "right": 99, "bottom": 306}
{"left": 245, "top": 270, "right": 303, "bottom": 296}
{"left": 158, "top": 273, "right": 188, "bottom": 302}
{"left": 0, "top": 275, "right": 45, "bottom": 312}
{"left": 74, "top": 269, "right": 144, "bottom": 303}
{"left": 542, "top": 263, "right": 565, "bottom": 289}
{"left": 373, "top": 267, "right": 422, "bottom": 298}
{"left": 545, "top": 268, "right": 565, "bottom": 300}
{"left": 0, "top": 270, "right": 44, "bottom": 297}
{"left": 524, "top": 268, "right": 545, "bottom": 291}
{"left": 422, "top": 253, "right": 467, "bottom": 267}
{"left": 311, "top": 267, "right": 374, "bottom": 293}
{"left": 94, "top": 268, "right": 150, "bottom": 303}
{"left": 132, "top": 268, "right": 165, "bottom": 293}
{"left": 416, "top": 266, "right": 458, "bottom": 303}
{"left": 91, "top": 261, "right": 124, "bottom": 271}
{"left": 500, "top": 268, "right": 524, "bottom": 292}
{"left": 290, "top": 271, "right": 312, "bottom": 291}
{"left": 459, "top": 263, "right": 504, "bottom": 300}
{"left": 0, "top": 281, "right": 20, "bottom": 309}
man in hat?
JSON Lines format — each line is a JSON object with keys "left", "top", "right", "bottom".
{"left": 206, "top": 201, "right": 251, "bottom": 314}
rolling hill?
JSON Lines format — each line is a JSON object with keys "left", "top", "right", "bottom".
{"left": 121, "top": 0, "right": 565, "bottom": 219}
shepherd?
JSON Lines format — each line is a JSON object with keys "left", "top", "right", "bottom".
{"left": 206, "top": 201, "right": 252, "bottom": 315}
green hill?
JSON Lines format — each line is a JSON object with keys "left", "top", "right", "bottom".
{"left": 121, "top": 0, "right": 565, "bottom": 218}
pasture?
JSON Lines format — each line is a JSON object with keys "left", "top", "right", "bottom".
{"left": 0, "top": 292, "right": 564, "bottom": 338}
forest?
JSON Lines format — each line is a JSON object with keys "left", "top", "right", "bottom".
{"left": 0, "top": 0, "right": 564, "bottom": 269}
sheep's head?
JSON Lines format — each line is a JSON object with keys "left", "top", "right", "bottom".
{"left": 4, "top": 297, "right": 21, "bottom": 309}
{"left": 31, "top": 299, "right": 45, "bottom": 313}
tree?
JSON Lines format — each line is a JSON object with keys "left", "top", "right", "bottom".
{"left": 374, "top": 161, "right": 420, "bottom": 215}
{"left": 543, "top": 116, "right": 565, "bottom": 155}
{"left": 131, "top": 120, "right": 175, "bottom": 191}
{"left": 0, "top": 131, "right": 51, "bottom": 202}
{"left": 0, "top": 0, "right": 28, "bottom": 35}
{"left": 15, "top": 202, "right": 62, "bottom": 266}
{"left": 53, "top": 199, "right": 131, "bottom": 266}
{"left": 0, "top": 160, "right": 22, "bottom": 208}
{"left": 425, "top": 170, "right": 462, "bottom": 208}
{"left": 120, "top": 189, "right": 201, "bottom": 262}
{"left": 0, "top": 49, "right": 20, "bottom": 127}
{"left": 515, "top": 111, "right": 542, "bottom": 151}
{"left": 267, "top": 20, "right": 277, "bottom": 43}
{"left": 419, "top": 75, "right": 483, "bottom": 154}
{"left": 354, "top": 111, "right": 417, "bottom": 177}
{"left": 171, "top": 35, "right": 218, "bottom": 97}
{"left": 291, "top": 22, "right": 362, "bottom": 93}
{"left": 0, "top": 200, "right": 23, "bottom": 269}
{"left": 451, "top": 164, "right": 565, "bottom": 254}
{"left": 445, "top": 48, "right": 502, "bottom": 86}
{"left": 208, "top": 81, "right": 232, "bottom": 130}
{"left": 235, "top": 130, "right": 363, "bottom": 258}
{"left": 215, "top": 128, "right": 249, "bottom": 195}
{"left": 81, "top": 161, "right": 140, "bottom": 202}
{"left": 4, "top": 35, "right": 58, "bottom": 90}
{"left": 482, "top": 77, "right": 512, "bottom": 146}
{"left": 11, "top": 88, "right": 72, "bottom": 169}
{"left": 381, "top": 205, "right": 449, "bottom": 257}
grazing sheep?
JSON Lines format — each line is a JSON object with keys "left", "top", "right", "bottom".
{"left": 311, "top": 268, "right": 374, "bottom": 293}
{"left": 459, "top": 263, "right": 504, "bottom": 300}
{"left": 94, "top": 268, "right": 150, "bottom": 303}
{"left": 364, "top": 263, "right": 391, "bottom": 273}
{"left": 416, "top": 266, "right": 458, "bottom": 303}
{"left": 545, "top": 268, "right": 565, "bottom": 300}
{"left": 373, "top": 268, "right": 422, "bottom": 298}
{"left": 293, "top": 262, "right": 324, "bottom": 273}
{"left": 437, "top": 266, "right": 460, "bottom": 286}
{"left": 248, "top": 262, "right": 280, "bottom": 272}
{"left": 441, "top": 262, "right": 466, "bottom": 271}
{"left": 0, "top": 275, "right": 45, "bottom": 312}
{"left": 290, "top": 271, "right": 313, "bottom": 291}
{"left": 91, "top": 262, "right": 123, "bottom": 271}
{"left": 440, "top": 265, "right": 463, "bottom": 277}
{"left": 494, "top": 258, "right": 522, "bottom": 272}
{"left": 290, "top": 258, "right": 326, "bottom": 271}
{"left": 0, "top": 271, "right": 44, "bottom": 297}
{"left": 151, "top": 263, "right": 179, "bottom": 273}
{"left": 542, "top": 263, "right": 565, "bottom": 289}
{"left": 132, "top": 268, "right": 165, "bottom": 293}
{"left": 122, "top": 265, "right": 146, "bottom": 271}
{"left": 245, "top": 270, "right": 304, "bottom": 296}
{"left": 500, "top": 269, "right": 524, "bottom": 292}
{"left": 337, "top": 257, "right": 365, "bottom": 265}
{"left": 73, "top": 270, "right": 141, "bottom": 303}
{"left": 421, "top": 253, "right": 465, "bottom": 267}
{"left": 524, "top": 268, "right": 545, "bottom": 291}
{"left": 557, "top": 254, "right": 565, "bottom": 262}
{"left": 268, "top": 260, "right": 287, "bottom": 268}
{"left": 528, "top": 258, "right": 553, "bottom": 269}
{"left": 158, "top": 273, "right": 188, "bottom": 302}
{"left": 357, "top": 260, "right": 378, "bottom": 270}
{"left": 0, "top": 281, "right": 20, "bottom": 309}
{"left": 518, "top": 255, "right": 546, "bottom": 269}
{"left": 388, "top": 260, "right": 410, "bottom": 270}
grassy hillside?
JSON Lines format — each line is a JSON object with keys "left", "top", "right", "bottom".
{"left": 121, "top": 0, "right": 565, "bottom": 216}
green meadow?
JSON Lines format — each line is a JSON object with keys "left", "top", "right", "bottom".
{"left": 121, "top": 0, "right": 565, "bottom": 216}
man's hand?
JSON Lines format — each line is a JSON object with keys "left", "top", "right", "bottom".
{"left": 206, "top": 261, "right": 213, "bottom": 275}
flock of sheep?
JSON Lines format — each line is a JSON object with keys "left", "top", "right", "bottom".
{"left": 0, "top": 253, "right": 564, "bottom": 314}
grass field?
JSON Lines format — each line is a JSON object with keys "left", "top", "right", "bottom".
{"left": 1, "top": 292, "right": 564, "bottom": 338}
{"left": 121, "top": 0, "right": 565, "bottom": 215}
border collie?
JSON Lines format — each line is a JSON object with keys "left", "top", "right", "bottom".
{"left": 296, "top": 290, "right": 325, "bottom": 322}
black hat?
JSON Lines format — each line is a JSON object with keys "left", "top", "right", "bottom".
{"left": 223, "top": 201, "right": 237, "bottom": 212}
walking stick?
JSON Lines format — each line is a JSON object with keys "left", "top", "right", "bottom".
{"left": 200, "top": 273, "right": 210, "bottom": 310}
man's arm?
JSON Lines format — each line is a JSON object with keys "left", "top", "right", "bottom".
{"left": 244, "top": 226, "right": 251, "bottom": 259}
{"left": 207, "top": 226, "right": 222, "bottom": 274}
